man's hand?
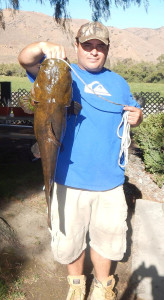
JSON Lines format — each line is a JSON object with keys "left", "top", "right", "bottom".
{"left": 123, "top": 106, "right": 143, "bottom": 127}
{"left": 39, "top": 42, "right": 66, "bottom": 59}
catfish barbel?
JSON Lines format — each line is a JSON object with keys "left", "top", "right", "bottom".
{"left": 31, "top": 58, "right": 72, "bottom": 229}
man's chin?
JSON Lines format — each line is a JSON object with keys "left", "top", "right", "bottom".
{"left": 86, "top": 64, "right": 103, "bottom": 73}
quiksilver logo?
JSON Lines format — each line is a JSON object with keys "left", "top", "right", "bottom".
{"left": 84, "top": 81, "right": 112, "bottom": 96}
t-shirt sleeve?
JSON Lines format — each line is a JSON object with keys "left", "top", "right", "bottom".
{"left": 26, "top": 56, "right": 46, "bottom": 83}
{"left": 26, "top": 71, "right": 36, "bottom": 83}
{"left": 129, "top": 93, "right": 141, "bottom": 108}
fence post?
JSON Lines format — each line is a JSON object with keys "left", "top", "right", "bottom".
{"left": 0, "top": 82, "right": 11, "bottom": 106}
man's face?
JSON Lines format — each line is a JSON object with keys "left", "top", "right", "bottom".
{"left": 75, "top": 39, "right": 109, "bottom": 72}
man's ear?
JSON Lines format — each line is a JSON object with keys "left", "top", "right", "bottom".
{"left": 74, "top": 42, "right": 78, "bottom": 53}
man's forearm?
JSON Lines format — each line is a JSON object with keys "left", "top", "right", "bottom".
{"left": 18, "top": 42, "right": 46, "bottom": 75}
{"left": 18, "top": 41, "right": 66, "bottom": 76}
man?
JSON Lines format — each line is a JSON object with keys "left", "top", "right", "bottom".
{"left": 18, "top": 22, "right": 143, "bottom": 300}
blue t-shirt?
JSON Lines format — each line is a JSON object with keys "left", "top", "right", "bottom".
{"left": 27, "top": 63, "right": 140, "bottom": 191}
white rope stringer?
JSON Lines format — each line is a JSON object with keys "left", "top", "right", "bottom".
{"left": 57, "top": 58, "right": 131, "bottom": 168}
{"left": 117, "top": 111, "right": 131, "bottom": 168}
{"left": 58, "top": 58, "right": 125, "bottom": 107}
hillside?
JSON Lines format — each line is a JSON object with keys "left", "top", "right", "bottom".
{"left": 0, "top": 9, "right": 164, "bottom": 65}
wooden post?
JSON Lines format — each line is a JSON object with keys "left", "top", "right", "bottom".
{"left": 0, "top": 82, "right": 11, "bottom": 106}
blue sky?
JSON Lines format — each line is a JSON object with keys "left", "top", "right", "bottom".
{"left": 3, "top": 0, "right": 164, "bottom": 29}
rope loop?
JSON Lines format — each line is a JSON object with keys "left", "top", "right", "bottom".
{"left": 117, "top": 111, "right": 131, "bottom": 168}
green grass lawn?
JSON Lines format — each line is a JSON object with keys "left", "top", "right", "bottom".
{"left": 129, "top": 82, "right": 164, "bottom": 97}
{"left": 0, "top": 75, "right": 164, "bottom": 97}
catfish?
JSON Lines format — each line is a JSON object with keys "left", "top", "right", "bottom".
{"left": 31, "top": 58, "right": 72, "bottom": 229}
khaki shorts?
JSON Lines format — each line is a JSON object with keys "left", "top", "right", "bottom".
{"left": 50, "top": 183, "right": 128, "bottom": 264}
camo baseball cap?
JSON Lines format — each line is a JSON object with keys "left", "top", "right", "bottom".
{"left": 76, "top": 21, "right": 110, "bottom": 45}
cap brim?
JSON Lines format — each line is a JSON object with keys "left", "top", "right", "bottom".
{"left": 79, "top": 35, "right": 109, "bottom": 45}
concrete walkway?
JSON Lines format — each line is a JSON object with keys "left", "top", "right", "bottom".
{"left": 132, "top": 199, "right": 164, "bottom": 300}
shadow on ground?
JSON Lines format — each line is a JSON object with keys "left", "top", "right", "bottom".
{"left": 0, "top": 138, "right": 144, "bottom": 299}
{"left": 0, "top": 138, "right": 43, "bottom": 207}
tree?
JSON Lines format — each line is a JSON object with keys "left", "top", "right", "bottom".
{"left": 0, "top": 0, "right": 150, "bottom": 29}
{"left": 157, "top": 54, "right": 164, "bottom": 65}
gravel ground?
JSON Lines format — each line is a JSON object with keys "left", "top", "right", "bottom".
{"left": 126, "top": 146, "right": 164, "bottom": 203}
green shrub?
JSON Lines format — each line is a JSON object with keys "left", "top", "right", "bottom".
{"left": 112, "top": 54, "right": 164, "bottom": 83}
{"left": 0, "top": 63, "right": 26, "bottom": 77}
{"left": 0, "top": 279, "right": 8, "bottom": 298}
{"left": 132, "top": 113, "right": 164, "bottom": 187}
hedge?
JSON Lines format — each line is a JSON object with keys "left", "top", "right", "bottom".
{"left": 132, "top": 113, "right": 164, "bottom": 187}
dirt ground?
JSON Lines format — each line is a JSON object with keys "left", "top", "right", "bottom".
{"left": 0, "top": 137, "right": 163, "bottom": 300}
